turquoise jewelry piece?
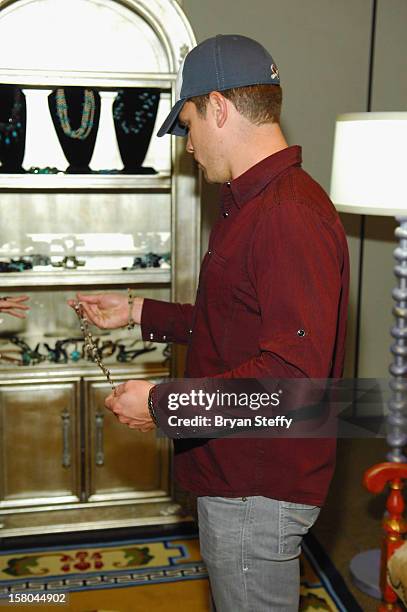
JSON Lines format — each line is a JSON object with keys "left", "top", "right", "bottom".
{"left": 113, "top": 90, "right": 159, "bottom": 136}
{"left": 28, "top": 166, "right": 60, "bottom": 174}
{"left": 116, "top": 341, "right": 156, "bottom": 362}
{"left": 70, "top": 346, "right": 81, "bottom": 362}
{"left": 55, "top": 89, "right": 95, "bottom": 140}
{"left": 0, "top": 88, "right": 23, "bottom": 146}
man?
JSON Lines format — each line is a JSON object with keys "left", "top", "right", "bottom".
{"left": 73, "top": 35, "right": 349, "bottom": 611}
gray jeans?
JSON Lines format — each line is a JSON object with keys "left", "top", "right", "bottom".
{"left": 197, "top": 495, "right": 320, "bottom": 612}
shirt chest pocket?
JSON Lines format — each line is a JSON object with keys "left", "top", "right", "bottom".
{"left": 202, "top": 250, "right": 229, "bottom": 304}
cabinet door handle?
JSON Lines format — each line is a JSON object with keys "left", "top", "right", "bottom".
{"left": 61, "top": 409, "right": 71, "bottom": 468}
{"left": 95, "top": 412, "right": 104, "bottom": 466}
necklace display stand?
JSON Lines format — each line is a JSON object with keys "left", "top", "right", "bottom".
{"left": 0, "top": 85, "right": 26, "bottom": 173}
{"left": 22, "top": 89, "right": 68, "bottom": 171}
{"left": 113, "top": 88, "right": 160, "bottom": 174}
{"left": 48, "top": 87, "right": 100, "bottom": 174}
{"left": 89, "top": 91, "right": 123, "bottom": 172}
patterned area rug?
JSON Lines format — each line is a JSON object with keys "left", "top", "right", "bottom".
{"left": 0, "top": 530, "right": 361, "bottom": 611}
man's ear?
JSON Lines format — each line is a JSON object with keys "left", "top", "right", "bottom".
{"left": 208, "top": 91, "right": 228, "bottom": 128}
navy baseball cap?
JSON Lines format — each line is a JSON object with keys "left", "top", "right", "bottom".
{"left": 157, "top": 34, "right": 280, "bottom": 137}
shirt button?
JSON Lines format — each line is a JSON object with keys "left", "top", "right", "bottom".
{"left": 242, "top": 497, "right": 247, "bottom": 502}
{"left": 162, "top": 335, "right": 166, "bottom": 341}
{"left": 226, "top": 181, "right": 231, "bottom": 187}
{"left": 223, "top": 211, "right": 229, "bottom": 218}
{"left": 149, "top": 333, "right": 154, "bottom": 340}
{"left": 208, "top": 250, "right": 211, "bottom": 255}
{"left": 297, "top": 329, "right": 306, "bottom": 337}
{"left": 188, "top": 329, "right": 193, "bottom": 334}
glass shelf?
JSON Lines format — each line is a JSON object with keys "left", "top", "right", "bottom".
{"left": 0, "top": 70, "right": 174, "bottom": 90}
{"left": 0, "top": 172, "right": 171, "bottom": 191}
{"left": 0, "top": 361, "right": 170, "bottom": 381}
{"left": 0, "top": 268, "right": 171, "bottom": 288}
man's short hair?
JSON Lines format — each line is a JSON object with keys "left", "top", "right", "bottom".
{"left": 190, "top": 84, "right": 282, "bottom": 125}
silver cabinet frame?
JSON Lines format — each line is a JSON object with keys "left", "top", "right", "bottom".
{"left": 0, "top": 0, "right": 199, "bottom": 537}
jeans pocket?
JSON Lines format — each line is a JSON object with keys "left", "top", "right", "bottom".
{"left": 281, "top": 501, "right": 319, "bottom": 510}
{"left": 279, "top": 501, "right": 320, "bottom": 559}
{"left": 197, "top": 496, "right": 248, "bottom": 567}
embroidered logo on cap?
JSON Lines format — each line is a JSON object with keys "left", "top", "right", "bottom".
{"left": 270, "top": 63, "right": 279, "bottom": 80}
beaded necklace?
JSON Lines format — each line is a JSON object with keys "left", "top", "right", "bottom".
{"left": 55, "top": 89, "right": 95, "bottom": 140}
{"left": 0, "top": 88, "right": 23, "bottom": 146}
{"left": 113, "top": 90, "right": 158, "bottom": 135}
{"left": 74, "top": 301, "right": 117, "bottom": 393}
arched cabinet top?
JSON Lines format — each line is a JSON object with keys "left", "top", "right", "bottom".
{"left": 0, "top": 0, "right": 195, "bottom": 78}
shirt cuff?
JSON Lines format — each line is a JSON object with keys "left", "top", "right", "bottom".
{"left": 141, "top": 298, "right": 193, "bottom": 344}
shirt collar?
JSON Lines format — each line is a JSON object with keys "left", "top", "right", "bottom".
{"left": 221, "top": 145, "right": 302, "bottom": 208}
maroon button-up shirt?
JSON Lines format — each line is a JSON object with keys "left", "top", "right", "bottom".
{"left": 142, "top": 145, "right": 349, "bottom": 506}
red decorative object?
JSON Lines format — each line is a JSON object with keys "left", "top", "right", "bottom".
{"left": 364, "top": 462, "right": 407, "bottom": 611}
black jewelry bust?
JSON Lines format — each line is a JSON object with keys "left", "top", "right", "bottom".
{"left": 113, "top": 88, "right": 160, "bottom": 174}
{"left": 48, "top": 87, "right": 101, "bottom": 174}
{"left": 0, "top": 85, "right": 26, "bottom": 174}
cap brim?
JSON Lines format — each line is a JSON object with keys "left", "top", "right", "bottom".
{"left": 157, "top": 99, "right": 187, "bottom": 137}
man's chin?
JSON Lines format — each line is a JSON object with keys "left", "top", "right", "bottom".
{"left": 200, "top": 167, "right": 215, "bottom": 184}
{"left": 203, "top": 172, "right": 214, "bottom": 184}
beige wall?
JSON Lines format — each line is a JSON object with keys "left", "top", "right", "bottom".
{"left": 357, "top": 0, "right": 407, "bottom": 377}
{"left": 180, "top": 0, "right": 406, "bottom": 378}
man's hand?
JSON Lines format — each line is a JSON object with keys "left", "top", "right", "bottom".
{"left": 105, "top": 379, "right": 155, "bottom": 432}
{"left": 0, "top": 295, "right": 30, "bottom": 318}
{"left": 67, "top": 292, "right": 144, "bottom": 330}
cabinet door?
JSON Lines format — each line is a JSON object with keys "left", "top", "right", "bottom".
{"left": 85, "top": 380, "right": 170, "bottom": 502}
{"left": 0, "top": 382, "right": 81, "bottom": 508}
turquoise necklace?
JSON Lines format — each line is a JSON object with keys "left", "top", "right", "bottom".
{"left": 0, "top": 88, "right": 23, "bottom": 146}
{"left": 55, "top": 89, "right": 95, "bottom": 140}
{"left": 113, "top": 90, "right": 158, "bottom": 135}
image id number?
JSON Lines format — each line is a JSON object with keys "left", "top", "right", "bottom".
{"left": 5, "top": 592, "right": 68, "bottom": 605}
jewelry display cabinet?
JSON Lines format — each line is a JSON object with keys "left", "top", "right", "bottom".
{"left": 0, "top": 0, "right": 200, "bottom": 537}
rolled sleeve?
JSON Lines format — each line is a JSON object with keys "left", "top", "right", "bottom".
{"left": 141, "top": 298, "right": 195, "bottom": 344}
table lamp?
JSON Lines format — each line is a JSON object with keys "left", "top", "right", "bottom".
{"left": 330, "top": 112, "right": 407, "bottom": 598}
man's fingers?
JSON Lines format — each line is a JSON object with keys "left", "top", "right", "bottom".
{"left": 76, "top": 293, "right": 103, "bottom": 305}
{"left": 78, "top": 303, "right": 95, "bottom": 319}
{"left": 0, "top": 301, "right": 29, "bottom": 310}
{"left": 118, "top": 416, "right": 131, "bottom": 425}
{"left": 79, "top": 303, "right": 108, "bottom": 328}
{"left": 114, "top": 383, "right": 127, "bottom": 398}
{"left": 6, "top": 310, "right": 27, "bottom": 319}
{"left": 105, "top": 394, "right": 114, "bottom": 410}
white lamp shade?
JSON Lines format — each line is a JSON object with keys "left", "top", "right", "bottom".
{"left": 330, "top": 113, "right": 407, "bottom": 216}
